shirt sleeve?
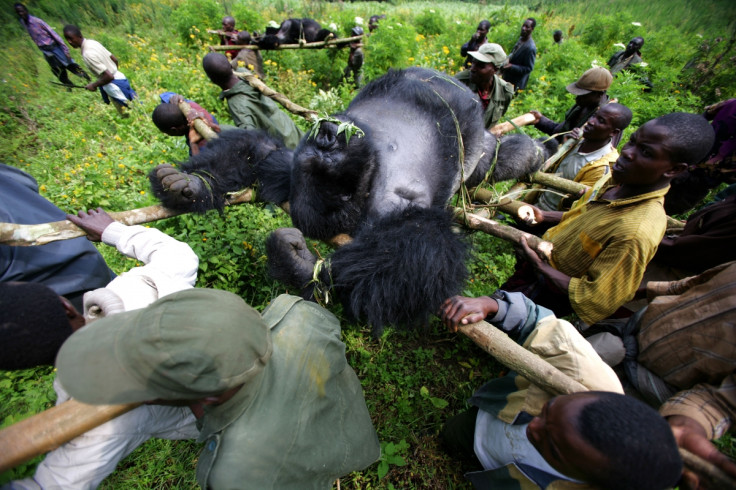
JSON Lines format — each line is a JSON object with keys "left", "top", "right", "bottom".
{"left": 659, "top": 374, "right": 736, "bottom": 439}
{"left": 41, "top": 20, "right": 71, "bottom": 57}
{"left": 101, "top": 222, "right": 198, "bottom": 287}
{"left": 227, "top": 91, "right": 262, "bottom": 130}
{"left": 568, "top": 236, "right": 655, "bottom": 325}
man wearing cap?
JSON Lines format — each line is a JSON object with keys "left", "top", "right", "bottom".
{"left": 456, "top": 43, "right": 514, "bottom": 129}
{"left": 531, "top": 67, "right": 613, "bottom": 143}
{"left": 54, "top": 289, "right": 380, "bottom": 489}
{"left": 502, "top": 18, "right": 537, "bottom": 91}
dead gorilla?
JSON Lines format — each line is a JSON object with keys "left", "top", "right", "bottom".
{"left": 257, "top": 18, "right": 334, "bottom": 50}
{"left": 148, "top": 67, "right": 555, "bottom": 333}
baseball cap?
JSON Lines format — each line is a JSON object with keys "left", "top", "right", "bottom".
{"left": 468, "top": 43, "right": 507, "bottom": 66}
{"left": 57, "top": 288, "right": 272, "bottom": 405}
{"left": 566, "top": 67, "right": 613, "bottom": 95}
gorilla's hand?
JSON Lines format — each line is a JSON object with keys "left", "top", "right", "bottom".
{"left": 266, "top": 228, "right": 318, "bottom": 290}
{"left": 154, "top": 164, "right": 204, "bottom": 201}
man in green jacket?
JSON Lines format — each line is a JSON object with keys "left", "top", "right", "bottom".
{"left": 455, "top": 43, "right": 514, "bottom": 129}
{"left": 203, "top": 52, "right": 303, "bottom": 149}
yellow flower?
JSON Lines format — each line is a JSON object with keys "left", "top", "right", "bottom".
{"left": 39, "top": 184, "right": 47, "bottom": 192}
{"left": 97, "top": 153, "right": 104, "bottom": 158}
{"left": 118, "top": 163, "right": 125, "bottom": 168}
{"left": 139, "top": 190, "right": 146, "bottom": 195}
{"left": 408, "top": 57, "right": 415, "bottom": 62}
{"left": 442, "top": 46, "right": 450, "bottom": 55}
{"left": 114, "top": 135, "right": 122, "bottom": 141}
{"left": 415, "top": 34, "right": 425, "bottom": 42}
{"left": 190, "top": 34, "right": 195, "bottom": 39}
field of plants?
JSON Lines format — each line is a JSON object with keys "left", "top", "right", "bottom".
{"left": 0, "top": 0, "right": 734, "bottom": 487}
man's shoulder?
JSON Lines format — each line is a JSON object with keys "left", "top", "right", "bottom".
{"left": 455, "top": 69, "right": 472, "bottom": 85}
{"left": 496, "top": 75, "right": 515, "bottom": 96}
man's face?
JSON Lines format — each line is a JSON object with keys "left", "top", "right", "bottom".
{"left": 583, "top": 106, "right": 618, "bottom": 142}
{"left": 64, "top": 33, "right": 82, "bottom": 48}
{"left": 526, "top": 394, "right": 610, "bottom": 482}
{"left": 520, "top": 20, "right": 534, "bottom": 39}
{"left": 612, "top": 120, "right": 680, "bottom": 186}
{"left": 627, "top": 38, "right": 643, "bottom": 53}
{"left": 575, "top": 91, "right": 603, "bottom": 109}
{"left": 476, "top": 24, "right": 489, "bottom": 39}
{"left": 553, "top": 32, "right": 562, "bottom": 43}
{"left": 470, "top": 59, "right": 497, "bottom": 86}
{"left": 15, "top": 5, "right": 29, "bottom": 20}
{"left": 222, "top": 18, "right": 235, "bottom": 32}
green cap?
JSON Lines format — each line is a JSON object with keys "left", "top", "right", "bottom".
{"left": 468, "top": 43, "right": 507, "bottom": 67}
{"left": 57, "top": 289, "right": 272, "bottom": 405}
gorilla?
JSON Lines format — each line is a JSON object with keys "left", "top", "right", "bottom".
{"left": 257, "top": 18, "right": 334, "bottom": 50}
{"left": 149, "top": 68, "right": 555, "bottom": 333}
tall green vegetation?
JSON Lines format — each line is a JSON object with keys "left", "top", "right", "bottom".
{"left": 0, "top": 0, "right": 734, "bottom": 488}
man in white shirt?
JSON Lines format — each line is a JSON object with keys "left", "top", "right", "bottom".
{"left": 62, "top": 24, "right": 137, "bottom": 117}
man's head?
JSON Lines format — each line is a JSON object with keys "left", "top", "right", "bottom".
{"left": 152, "top": 103, "right": 188, "bottom": 136}
{"left": 0, "top": 282, "right": 85, "bottom": 370}
{"left": 14, "top": 3, "right": 28, "bottom": 21}
{"left": 203, "top": 52, "right": 235, "bottom": 87}
{"left": 553, "top": 30, "right": 563, "bottom": 43}
{"left": 613, "top": 112, "right": 715, "bottom": 188}
{"left": 368, "top": 14, "right": 385, "bottom": 33}
{"left": 468, "top": 43, "right": 506, "bottom": 86}
{"left": 56, "top": 288, "right": 272, "bottom": 405}
{"left": 626, "top": 36, "right": 644, "bottom": 55}
{"left": 527, "top": 392, "right": 682, "bottom": 489}
{"left": 520, "top": 18, "right": 536, "bottom": 40}
{"left": 222, "top": 16, "right": 235, "bottom": 32}
{"left": 582, "top": 103, "right": 633, "bottom": 143}
{"left": 475, "top": 20, "right": 491, "bottom": 40}
{"left": 63, "top": 24, "right": 84, "bottom": 48}
{"left": 236, "top": 30, "right": 252, "bottom": 45}
{"left": 566, "top": 67, "right": 612, "bottom": 108}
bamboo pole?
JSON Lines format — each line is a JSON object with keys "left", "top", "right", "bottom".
{"left": 0, "top": 400, "right": 140, "bottom": 473}
{"left": 232, "top": 71, "right": 318, "bottom": 122}
{"left": 206, "top": 33, "right": 362, "bottom": 50}
{"left": 0, "top": 190, "right": 254, "bottom": 246}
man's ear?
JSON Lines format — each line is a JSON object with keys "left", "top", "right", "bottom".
{"left": 60, "top": 296, "right": 86, "bottom": 331}
{"left": 664, "top": 162, "right": 688, "bottom": 179}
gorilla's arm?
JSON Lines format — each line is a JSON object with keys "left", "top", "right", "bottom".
{"left": 148, "top": 129, "right": 294, "bottom": 213}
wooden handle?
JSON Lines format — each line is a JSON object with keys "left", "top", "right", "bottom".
{"left": 0, "top": 400, "right": 140, "bottom": 472}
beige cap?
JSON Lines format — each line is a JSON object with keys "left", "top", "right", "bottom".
{"left": 468, "top": 43, "right": 507, "bottom": 67}
{"left": 566, "top": 67, "right": 613, "bottom": 95}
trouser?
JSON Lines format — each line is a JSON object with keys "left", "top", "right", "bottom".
{"left": 440, "top": 406, "right": 482, "bottom": 466}
{"left": 39, "top": 44, "right": 89, "bottom": 84}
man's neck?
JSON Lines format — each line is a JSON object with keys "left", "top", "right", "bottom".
{"left": 603, "top": 181, "right": 668, "bottom": 201}
{"left": 222, "top": 75, "right": 239, "bottom": 90}
{"left": 479, "top": 75, "right": 495, "bottom": 94}
{"left": 579, "top": 137, "right": 611, "bottom": 154}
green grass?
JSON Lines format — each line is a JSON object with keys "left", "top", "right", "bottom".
{"left": 1, "top": 0, "right": 734, "bottom": 487}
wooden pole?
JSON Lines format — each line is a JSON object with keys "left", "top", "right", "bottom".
{"left": 176, "top": 100, "right": 219, "bottom": 141}
{"left": 489, "top": 113, "right": 536, "bottom": 136}
{"left": 0, "top": 190, "right": 254, "bottom": 246}
{"left": 452, "top": 207, "right": 553, "bottom": 261}
{"left": 232, "top": 71, "right": 318, "bottom": 122}
{"left": 206, "top": 34, "right": 363, "bottom": 50}
{"left": 0, "top": 400, "right": 140, "bottom": 473}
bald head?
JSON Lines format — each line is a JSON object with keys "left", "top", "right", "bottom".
{"left": 203, "top": 52, "right": 235, "bottom": 87}
{"left": 603, "top": 103, "right": 633, "bottom": 131}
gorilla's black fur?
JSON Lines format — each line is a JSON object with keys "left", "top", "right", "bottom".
{"left": 148, "top": 129, "right": 292, "bottom": 212}
{"left": 149, "top": 68, "right": 557, "bottom": 331}
{"left": 257, "top": 18, "right": 334, "bottom": 50}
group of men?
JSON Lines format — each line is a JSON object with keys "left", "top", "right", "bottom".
{"left": 7, "top": 5, "right": 736, "bottom": 490}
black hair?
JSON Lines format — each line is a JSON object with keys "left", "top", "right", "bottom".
{"left": 553, "top": 29, "right": 563, "bottom": 36}
{"left": 526, "top": 17, "right": 537, "bottom": 28}
{"left": 222, "top": 16, "right": 235, "bottom": 24}
{"left": 653, "top": 112, "right": 716, "bottom": 165}
{"left": 0, "top": 283, "right": 74, "bottom": 370}
{"left": 605, "top": 103, "right": 633, "bottom": 131}
{"left": 478, "top": 20, "right": 491, "bottom": 30}
{"left": 152, "top": 103, "right": 186, "bottom": 132}
{"left": 14, "top": 3, "right": 26, "bottom": 9}
{"left": 577, "top": 392, "right": 682, "bottom": 490}
{"left": 236, "top": 30, "right": 251, "bottom": 44}
{"left": 63, "top": 24, "right": 82, "bottom": 38}
{"left": 202, "top": 52, "right": 234, "bottom": 86}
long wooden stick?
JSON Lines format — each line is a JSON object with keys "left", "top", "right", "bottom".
{"left": 489, "top": 113, "right": 536, "bottom": 136}
{"left": 232, "top": 70, "right": 318, "bottom": 122}
{"left": 452, "top": 207, "right": 553, "bottom": 261}
{"left": 176, "top": 99, "right": 219, "bottom": 141}
{"left": 0, "top": 190, "right": 254, "bottom": 246}
{"left": 206, "top": 33, "right": 362, "bottom": 50}
{"left": 457, "top": 320, "right": 736, "bottom": 489}
{"left": 0, "top": 400, "right": 140, "bottom": 473}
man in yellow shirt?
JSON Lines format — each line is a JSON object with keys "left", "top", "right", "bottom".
{"left": 504, "top": 112, "right": 715, "bottom": 326}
